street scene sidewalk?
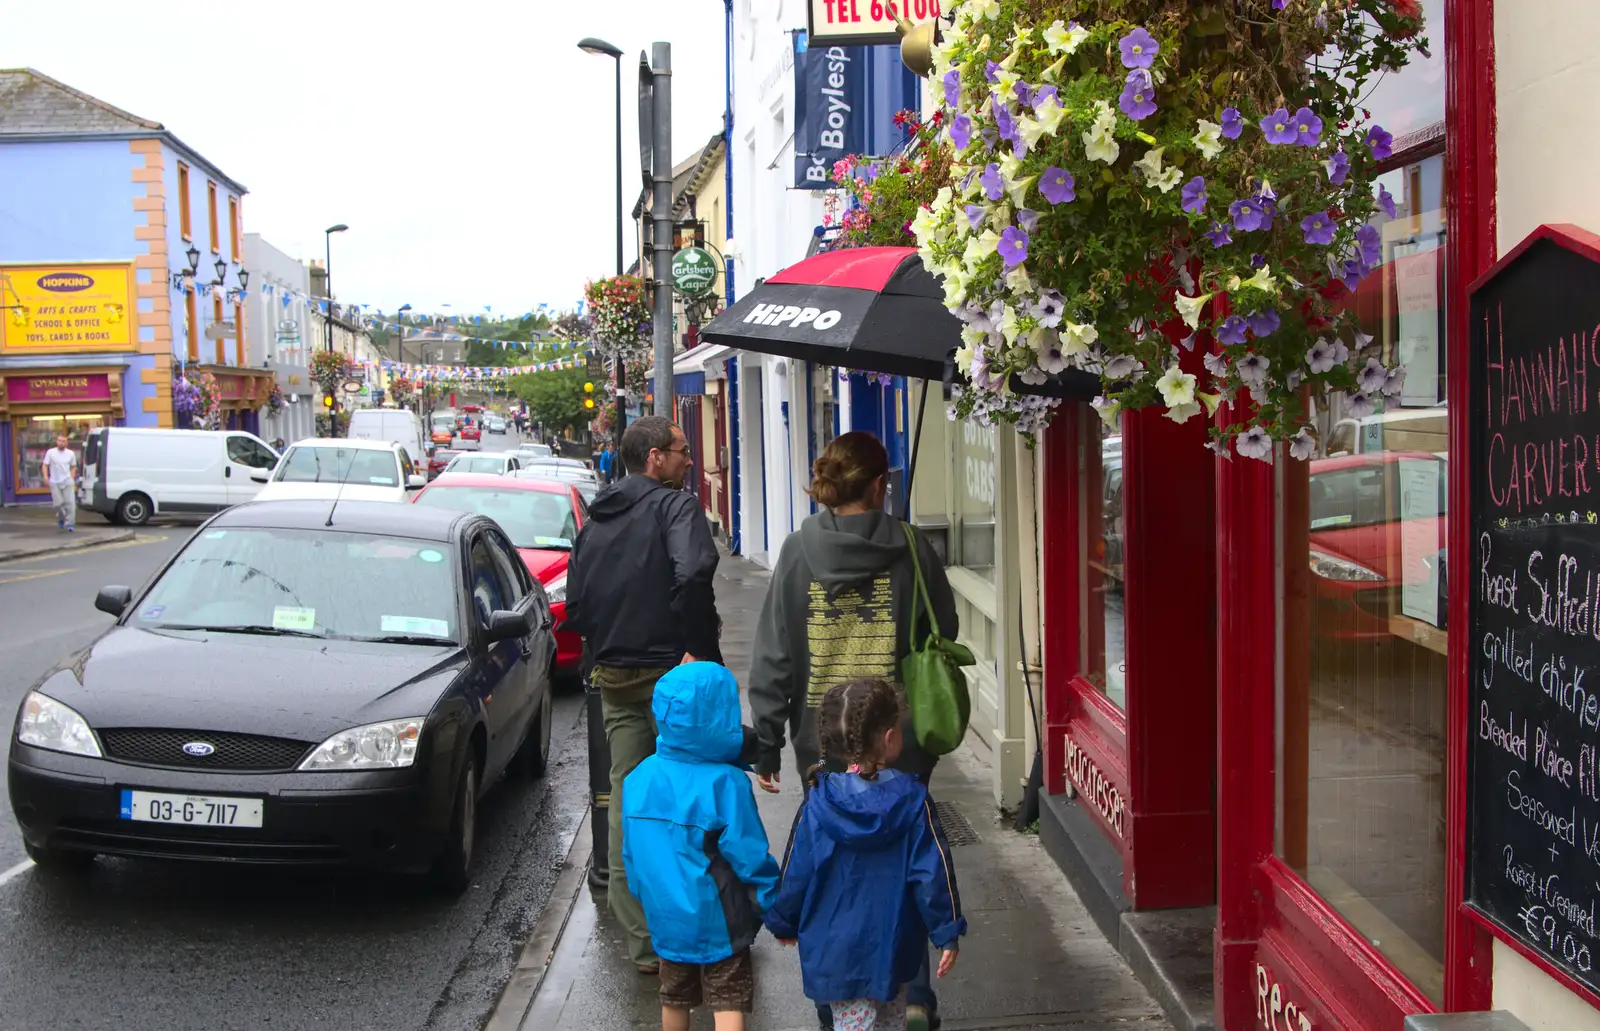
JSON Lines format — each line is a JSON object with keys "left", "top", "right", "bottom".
{"left": 517, "top": 553, "right": 1174, "bottom": 1031}
{"left": 0, "top": 506, "right": 134, "bottom": 561}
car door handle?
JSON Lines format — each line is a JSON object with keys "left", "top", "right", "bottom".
{"left": 225, "top": 467, "right": 232, "bottom": 477}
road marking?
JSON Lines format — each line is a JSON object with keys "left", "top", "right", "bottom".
{"left": 0, "top": 859, "right": 33, "bottom": 889}
{"left": 0, "top": 568, "right": 75, "bottom": 585}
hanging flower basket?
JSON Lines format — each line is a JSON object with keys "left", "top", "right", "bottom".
{"left": 173, "top": 367, "right": 220, "bottom": 429}
{"left": 266, "top": 382, "right": 286, "bottom": 416}
{"left": 829, "top": 110, "right": 956, "bottom": 250}
{"left": 310, "top": 349, "right": 352, "bottom": 394}
{"left": 913, "top": 0, "right": 1427, "bottom": 457}
{"left": 585, "top": 276, "right": 652, "bottom": 361}
{"left": 389, "top": 376, "right": 415, "bottom": 406}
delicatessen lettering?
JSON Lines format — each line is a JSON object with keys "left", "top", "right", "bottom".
{"left": 1065, "top": 735, "right": 1125, "bottom": 839}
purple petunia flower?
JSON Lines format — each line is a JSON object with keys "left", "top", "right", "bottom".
{"left": 942, "top": 69, "right": 961, "bottom": 108}
{"left": 1181, "top": 176, "right": 1207, "bottom": 214}
{"left": 1378, "top": 184, "right": 1397, "bottom": 219}
{"left": 1120, "top": 27, "right": 1159, "bottom": 69}
{"left": 1220, "top": 107, "right": 1244, "bottom": 139}
{"left": 1356, "top": 356, "right": 1390, "bottom": 394}
{"left": 1217, "top": 315, "right": 1249, "bottom": 345}
{"left": 980, "top": 163, "right": 1004, "bottom": 202}
{"left": 1356, "top": 223, "right": 1382, "bottom": 267}
{"left": 1326, "top": 149, "right": 1350, "bottom": 186}
{"left": 998, "top": 226, "right": 1030, "bottom": 269}
{"left": 1272, "top": 0, "right": 1288, "bottom": 8}
{"left": 1262, "top": 107, "right": 1297, "bottom": 145}
{"left": 1120, "top": 77, "right": 1157, "bottom": 121}
{"left": 1104, "top": 355, "right": 1141, "bottom": 380}
{"left": 965, "top": 204, "right": 987, "bottom": 231}
{"left": 1230, "top": 197, "right": 1268, "bottom": 232}
{"left": 1245, "top": 308, "right": 1281, "bottom": 338}
{"left": 1028, "top": 289, "right": 1064, "bottom": 327}
{"left": 1236, "top": 352, "right": 1272, "bottom": 388}
{"left": 1367, "top": 124, "right": 1393, "bottom": 160}
{"left": 949, "top": 113, "right": 972, "bottom": 150}
{"left": 1040, "top": 166, "right": 1076, "bottom": 205}
{"left": 1203, "top": 351, "right": 1230, "bottom": 378}
{"left": 1033, "top": 85, "right": 1059, "bottom": 113}
{"left": 995, "top": 104, "right": 1018, "bottom": 144}
{"left": 1300, "top": 210, "right": 1336, "bottom": 246}
{"left": 1251, "top": 253, "right": 1268, "bottom": 268}
{"left": 1306, "top": 339, "right": 1338, "bottom": 374}
{"left": 985, "top": 60, "right": 1000, "bottom": 84}
{"left": 1014, "top": 82, "right": 1035, "bottom": 108}
{"left": 1292, "top": 107, "right": 1323, "bottom": 147}
{"left": 1340, "top": 258, "right": 1370, "bottom": 291}
{"left": 1205, "top": 221, "right": 1233, "bottom": 248}
{"left": 1017, "top": 208, "right": 1040, "bottom": 234}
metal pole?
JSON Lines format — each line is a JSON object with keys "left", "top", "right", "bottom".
{"left": 613, "top": 54, "right": 628, "bottom": 446}
{"left": 323, "top": 237, "right": 333, "bottom": 354}
{"left": 651, "top": 42, "right": 673, "bottom": 419}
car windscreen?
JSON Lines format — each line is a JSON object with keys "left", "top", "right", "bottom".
{"left": 451, "top": 456, "right": 508, "bottom": 474}
{"left": 277, "top": 446, "right": 399, "bottom": 487}
{"left": 413, "top": 486, "right": 577, "bottom": 550}
{"left": 131, "top": 527, "right": 458, "bottom": 642}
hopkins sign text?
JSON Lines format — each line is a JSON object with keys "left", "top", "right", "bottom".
{"left": 0, "top": 264, "right": 137, "bottom": 353}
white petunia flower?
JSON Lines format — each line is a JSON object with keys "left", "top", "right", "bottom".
{"left": 1174, "top": 291, "right": 1215, "bottom": 330}
{"left": 1156, "top": 364, "right": 1198, "bottom": 407}
{"left": 1060, "top": 322, "right": 1100, "bottom": 354}
{"left": 1193, "top": 119, "right": 1224, "bottom": 160}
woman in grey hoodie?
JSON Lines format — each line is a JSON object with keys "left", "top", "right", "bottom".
{"left": 747, "top": 431, "right": 957, "bottom": 1031}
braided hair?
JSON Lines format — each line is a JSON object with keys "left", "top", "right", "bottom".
{"left": 807, "top": 678, "right": 905, "bottom": 788}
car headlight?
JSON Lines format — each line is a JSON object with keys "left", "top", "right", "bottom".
{"left": 543, "top": 572, "right": 567, "bottom": 605}
{"left": 1308, "top": 549, "right": 1385, "bottom": 583}
{"left": 298, "top": 718, "right": 424, "bottom": 771}
{"left": 18, "top": 691, "right": 102, "bottom": 758}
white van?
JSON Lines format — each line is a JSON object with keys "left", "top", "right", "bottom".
{"left": 347, "top": 408, "right": 426, "bottom": 468}
{"left": 80, "top": 428, "right": 281, "bottom": 526}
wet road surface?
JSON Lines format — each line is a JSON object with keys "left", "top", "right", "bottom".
{"left": 0, "top": 522, "right": 590, "bottom": 1031}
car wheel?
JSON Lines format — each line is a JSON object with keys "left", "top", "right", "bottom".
{"left": 430, "top": 753, "right": 477, "bottom": 894}
{"left": 517, "top": 689, "right": 553, "bottom": 779}
{"left": 115, "top": 493, "right": 152, "bottom": 526}
{"left": 24, "top": 839, "right": 95, "bottom": 874}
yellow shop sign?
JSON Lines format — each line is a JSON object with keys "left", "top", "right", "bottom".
{"left": 1, "top": 263, "right": 137, "bottom": 353}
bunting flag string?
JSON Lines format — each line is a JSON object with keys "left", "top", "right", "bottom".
{"left": 378, "top": 350, "right": 590, "bottom": 381}
{"left": 258, "top": 283, "right": 581, "bottom": 351}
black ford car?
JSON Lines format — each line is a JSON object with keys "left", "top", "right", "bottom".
{"left": 7, "top": 500, "right": 555, "bottom": 893}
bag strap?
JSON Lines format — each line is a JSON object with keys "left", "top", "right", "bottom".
{"left": 901, "top": 521, "right": 942, "bottom": 648}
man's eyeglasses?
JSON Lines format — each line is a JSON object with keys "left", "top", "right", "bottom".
{"left": 655, "top": 446, "right": 691, "bottom": 457}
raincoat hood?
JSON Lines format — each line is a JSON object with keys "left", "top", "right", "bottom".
{"left": 653, "top": 662, "right": 745, "bottom": 765}
{"left": 588, "top": 474, "right": 669, "bottom": 520}
{"left": 811, "top": 769, "right": 927, "bottom": 847}
{"left": 797, "top": 509, "right": 907, "bottom": 600}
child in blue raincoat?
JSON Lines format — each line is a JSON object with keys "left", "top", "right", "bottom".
{"left": 765, "top": 678, "right": 966, "bottom": 1031}
{"left": 623, "top": 662, "right": 781, "bottom": 1031}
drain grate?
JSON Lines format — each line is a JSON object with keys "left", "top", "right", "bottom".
{"left": 932, "top": 800, "right": 980, "bottom": 846}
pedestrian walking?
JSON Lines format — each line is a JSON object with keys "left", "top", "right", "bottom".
{"left": 747, "top": 430, "right": 958, "bottom": 1029}
{"left": 597, "top": 442, "right": 616, "bottom": 484}
{"left": 765, "top": 678, "right": 966, "bottom": 1031}
{"left": 622, "top": 662, "right": 780, "bottom": 1031}
{"left": 566, "top": 415, "right": 722, "bottom": 975}
{"left": 42, "top": 435, "right": 78, "bottom": 532}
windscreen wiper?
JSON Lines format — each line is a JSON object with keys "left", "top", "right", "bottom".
{"left": 153, "top": 623, "right": 326, "bottom": 639}
{"left": 343, "top": 634, "right": 457, "bottom": 646}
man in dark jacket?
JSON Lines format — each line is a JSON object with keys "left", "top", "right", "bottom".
{"left": 566, "top": 415, "right": 721, "bottom": 974}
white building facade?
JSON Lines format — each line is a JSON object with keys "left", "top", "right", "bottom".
{"left": 243, "top": 233, "right": 313, "bottom": 443}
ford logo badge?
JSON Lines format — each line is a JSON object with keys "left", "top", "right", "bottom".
{"left": 182, "top": 741, "right": 216, "bottom": 756}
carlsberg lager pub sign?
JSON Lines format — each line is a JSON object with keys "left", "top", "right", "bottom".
{"left": 671, "top": 247, "right": 718, "bottom": 297}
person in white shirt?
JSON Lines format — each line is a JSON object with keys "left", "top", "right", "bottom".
{"left": 42, "top": 435, "right": 78, "bottom": 532}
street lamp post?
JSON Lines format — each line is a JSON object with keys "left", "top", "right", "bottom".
{"left": 323, "top": 224, "right": 348, "bottom": 353}
{"left": 579, "top": 36, "right": 627, "bottom": 446}
{"left": 397, "top": 303, "right": 413, "bottom": 412}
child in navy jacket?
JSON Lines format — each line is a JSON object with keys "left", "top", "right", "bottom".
{"left": 765, "top": 679, "right": 966, "bottom": 1031}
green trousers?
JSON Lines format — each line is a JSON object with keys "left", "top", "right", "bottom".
{"left": 594, "top": 665, "right": 670, "bottom": 967}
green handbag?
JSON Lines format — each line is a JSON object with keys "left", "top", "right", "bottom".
{"left": 899, "top": 522, "right": 976, "bottom": 756}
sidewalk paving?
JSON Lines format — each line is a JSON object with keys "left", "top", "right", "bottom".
{"left": 0, "top": 505, "right": 134, "bottom": 560}
{"left": 518, "top": 552, "right": 1174, "bottom": 1031}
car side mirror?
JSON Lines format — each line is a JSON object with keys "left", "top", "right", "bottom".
{"left": 486, "top": 609, "right": 531, "bottom": 643}
{"left": 250, "top": 469, "right": 271, "bottom": 483}
{"left": 407, "top": 474, "right": 426, "bottom": 490}
{"left": 95, "top": 585, "right": 133, "bottom": 617}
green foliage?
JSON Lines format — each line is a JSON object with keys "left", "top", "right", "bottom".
{"left": 505, "top": 341, "right": 597, "bottom": 434}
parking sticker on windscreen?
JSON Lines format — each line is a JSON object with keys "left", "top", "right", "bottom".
{"left": 419, "top": 549, "right": 444, "bottom": 563}
{"left": 532, "top": 536, "right": 571, "bottom": 548}
{"left": 272, "top": 606, "right": 316, "bottom": 631}
{"left": 381, "top": 615, "right": 450, "bottom": 637}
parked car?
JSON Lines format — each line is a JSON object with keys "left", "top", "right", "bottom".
{"left": 78, "top": 427, "right": 281, "bottom": 526}
{"left": 485, "top": 417, "right": 507, "bottom": 435}
{"left": 252, "top": 439, "right": 425, "bottom": 504}
{"left": 516, "top": 443, "right": 553, "bottom": 460}
{"left": 429, "top": 414, "right": 456, "bottom": 447}
{"left": 514, "top": 465, "right": 599, "bottom": 504}
{"left": 412, "top": 474, "right": 586, "bottom": 680}
{"left": 347, "top": 408, "right": 426, "bottom": 469}
{"left": 428, "top": 448, "right": 463, "bottom": 481}
{"left": 459, "top": 421, "right": 481, "bottom": 444}
{"left": 7, "top": 500, "right": 556, "bottom": 891}
{"left": 443, "top": 452, "right": 522, "bottom": 476}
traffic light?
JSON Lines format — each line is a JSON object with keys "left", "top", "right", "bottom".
{"left": 322, "top": 395, "right": 334, "bottom": 409}
{"left": 583, "top": 381, "right": 595, "bottom": 410}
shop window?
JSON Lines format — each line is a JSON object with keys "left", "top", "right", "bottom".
{"left": 185, "top": 290, "right": 199, "bottom": 361}
{"left": 14, "top": 414, "right": 105, "bottom": 493}
{"left": 1274, "top": 149, "right": 1448, "bottom": 1005}
{"left": 1076, "top": 407, "right": 1126, "bottom": 707}
{"left": 177, "top": 163, "right": 191, "bottom": 240}
{"left": 954, "top": 419, "right": 996, "bottom": 577}
{"left": 207, "top": 181, "right": 219, "bottom": 253}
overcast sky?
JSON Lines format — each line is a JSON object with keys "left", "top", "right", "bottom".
{"left": 0, "top": 1, "right": 730, "bottom": 317}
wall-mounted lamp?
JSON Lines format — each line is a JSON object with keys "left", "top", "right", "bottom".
{"left": 169, "top": 244, "right": 202, "bottom": 291}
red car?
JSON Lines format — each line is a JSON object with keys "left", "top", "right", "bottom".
{"left": 411, "top": 473, "right": 585, "bottom": 679}
{"left": 459, "top": 420, "right": 481, "bottom": 443}
{"left": 427, "top": 448, "right": 462, "bottom": 480}
{"left": 1305, "top": 450, "right": 1447, "bottom": 641}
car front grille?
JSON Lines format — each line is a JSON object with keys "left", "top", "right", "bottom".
{"left": 98, "top": 729, "right": 311, "bottom": 772}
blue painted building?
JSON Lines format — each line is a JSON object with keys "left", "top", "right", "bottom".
{"left": 0, "top": 68, "right": 266, "bottom": 504}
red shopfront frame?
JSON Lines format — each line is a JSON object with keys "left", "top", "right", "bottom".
{"left": 1212, "top": 0, "right": 1501, "bottom": 1027}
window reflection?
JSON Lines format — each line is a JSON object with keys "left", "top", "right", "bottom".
{"left": 1275, "top": 151, "right": 1447, "bottom": 1004}
{"left": 1078, "top": 408, "right": 1125, "bottom": 708}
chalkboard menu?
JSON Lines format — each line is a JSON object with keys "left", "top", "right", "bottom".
{"left": 1468, "top": 226, "right": 1600, "bottom": 992}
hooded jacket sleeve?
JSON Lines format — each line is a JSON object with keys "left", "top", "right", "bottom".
{"left": 763, "top": 799, "right": 813, "bottom": 941}
{"left": 747, "top": 537, "right": 796, "bottom": 777}
{"left": 718, "top": 775, "right": 782, "bottom": 913}
{"left": 564, "top": 522, "right": 594, "bottom": 639}
{"left": 908, "top": 794, "right": 967, "bottom": 949}
{"left": 662, "top": 493, "right": 722, "bottom": 662}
